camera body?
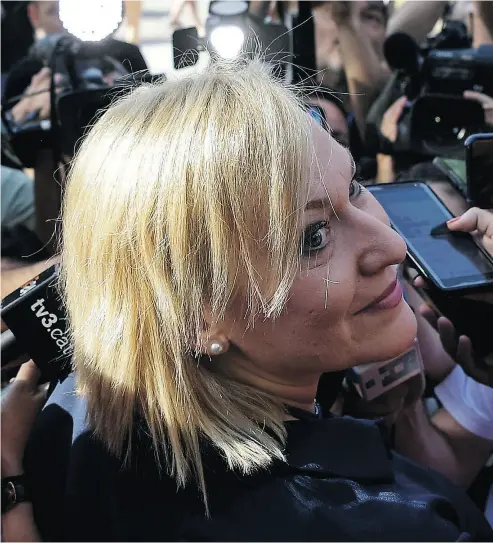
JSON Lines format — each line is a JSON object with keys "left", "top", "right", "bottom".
{"left": 422, "top": 46, "right": 493, "bottom": 97}
{"left": 386, "top": 22, "right": 493, "bottom": 159}
{"left": 3, "top": 34, "right": 129, "bottom": 168}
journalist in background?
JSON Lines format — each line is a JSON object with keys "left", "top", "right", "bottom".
{"left": 2, "top": 59, "right": 493, "bottom": 541}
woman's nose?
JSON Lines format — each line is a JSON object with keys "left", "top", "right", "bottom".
{"left": 356, "top": 212, "right": 408, "bottom": 277}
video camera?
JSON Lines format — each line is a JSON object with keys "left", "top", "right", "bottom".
{"left": 2, "top": 33, "right": 153, "bottom": 169}
{"left": 384, "top": 21, "right": 493, "bottom": 159}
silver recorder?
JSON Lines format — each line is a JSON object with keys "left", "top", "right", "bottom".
{"left": 347, "top": 339, "right": 424, "bottom": 402}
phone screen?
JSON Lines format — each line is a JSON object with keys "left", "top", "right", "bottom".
{"left": 368, "top": 182, "right": 493, "bottom": 290}
{"left": 433, "top": 157, "right": 467, "bottom": 194}
{"left": 467, "top": 135, "right": 493, "bottom": 208}
{"left": 442, "top": 158, "right": 466, "bottom": 181}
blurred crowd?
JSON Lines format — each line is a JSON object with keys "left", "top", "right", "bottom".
{"left": 1, "top": 2, "right": 493, "bottom": 542}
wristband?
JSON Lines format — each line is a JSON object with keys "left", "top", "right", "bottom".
{"left": 378, "top": 131, "right": 394, "bottom": 156}
{"left": 1, "top": 475, "right": 31, "bottom": 514}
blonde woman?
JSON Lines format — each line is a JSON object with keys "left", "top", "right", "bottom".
{"left": 4, "top": 60, "right": 492, "bottom": 541}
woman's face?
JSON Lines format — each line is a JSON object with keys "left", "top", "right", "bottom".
{"left": 214, "top": 120, "right": 417, "bottom": 389}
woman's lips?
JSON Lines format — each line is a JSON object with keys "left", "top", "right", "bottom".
{"left": 359, "top": 278, "right": 404, "bottom": 313}
{"left": 371, "top": 279, "right": 403, "bottom": 311}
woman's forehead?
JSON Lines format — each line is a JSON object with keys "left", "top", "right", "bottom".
{"left": 305, "top": 122, "right": 354, "bottom": 203}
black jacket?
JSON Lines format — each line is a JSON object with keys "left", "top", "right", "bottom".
{"left": 25, "top": 373, "right": 493, "bottom": 541}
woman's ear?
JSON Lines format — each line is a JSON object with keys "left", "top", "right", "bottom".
{"left": 198, "top": 332, "right": 231, "bottom": 357}
{"left": 199, "top": 307, "right": 231, "bottom": 357}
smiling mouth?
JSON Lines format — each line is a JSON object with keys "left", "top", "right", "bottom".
{"left": 357, "top": 277, "right": 404, "bottom": 314}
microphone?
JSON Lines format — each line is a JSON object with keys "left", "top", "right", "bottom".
{"left": 28, "top": 33, "right": 82, "bottom": 66}
{"left": 1, "top": 264, "right": 72, "bottom": 383}
{"left": 384, "top": 32, "right": 422, "bottom": 74}
{"left": 346, "top": 339, "right": 424, "bottom": 401}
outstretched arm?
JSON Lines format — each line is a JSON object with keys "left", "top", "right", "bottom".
{"left": 386, "top": 1, "right": 445, "bottom": 45}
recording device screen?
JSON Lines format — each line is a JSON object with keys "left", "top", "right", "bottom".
{"left": 466, "top": 134, "right": 493, "bottom": 208}
{"left": 432, "top": 157, "right": 467, "bottom": 195}
{"left": 368, "top": 182, "right": 493, "bottom": 291}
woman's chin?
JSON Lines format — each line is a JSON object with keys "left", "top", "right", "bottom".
{"left": 380, "top": 300, "right": 418, "bottom": 359}
{"left": 358, "top": 300, "right": 418, "bottom": 365}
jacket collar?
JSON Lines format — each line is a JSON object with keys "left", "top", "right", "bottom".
{"left": 284, "top": 415, "right": 394, "bottom": 482}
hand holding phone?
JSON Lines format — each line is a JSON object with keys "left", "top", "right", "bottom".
{"left": 368, "top": 182, "right": 493, "bottom": 293}
{"left": 446, "top": 207, "right": 493, "bottom": 257}
{"left": 416, "top": 303, "right": 493, "bottom": 387}
{"left": 465, "top": 133, "right": 493, "bottom": 208}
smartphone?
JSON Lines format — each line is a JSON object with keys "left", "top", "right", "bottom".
{"left": 367, "top": 181, "right": 493, "bottom": 293}
{"left": 465, "top": 133, "right": 493, "bottom": 208}
{"left": 432, "top": 157, "right": 467, "bottom": 196}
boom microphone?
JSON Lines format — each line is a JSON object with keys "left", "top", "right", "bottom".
{"left": 384, "top": 32, "right": 422, "bottom": 74}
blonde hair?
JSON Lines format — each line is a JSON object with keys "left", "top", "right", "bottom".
{"left": 60, "top": 59, "right": 313, "bottom": 507}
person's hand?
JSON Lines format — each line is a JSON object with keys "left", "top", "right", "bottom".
{"left": 376, "top": 95, "right": 407, "bottom": 182}
{"left": 446, "top": 207, "right": 493, "bottom": 256}
{"left": 414, "top": 207, "right": 493, "bottom": 303}
{"left": 342, "top": 372, "right": 425, "bottom": 427}
{"left": 380, "top": 95, "right": 407, "bottom": 144}
{"left": 1, "top": 361, "right": 47, "bottom": 476}
{"left": 327, "top": 1, "right": 352, "bottom": 26}
{"left": 417, "top": 307, "right": 493, "bottom": 389}
{"left": 328, "top": 1, "right": 385, "bottom": 30}
{"left": 11, "top": 67, "right": 64, "bottom": 124}
{"left": 463, "top": 90, "right": 493, "bottom": 127}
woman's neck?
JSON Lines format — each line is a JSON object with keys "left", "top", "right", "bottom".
{"left": 219, "top": 359, "right": 320, "bottom": 413}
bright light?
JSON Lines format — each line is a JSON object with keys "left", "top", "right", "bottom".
{"left": 59, "top": 0, "right": 123, "bottom": 42}
{"left": 210, "top": 26, "right": 245, "bottom": 59}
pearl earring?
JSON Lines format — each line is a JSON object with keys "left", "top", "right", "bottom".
{"left": 210, "top": 341, "right": 224, "bottom": 355}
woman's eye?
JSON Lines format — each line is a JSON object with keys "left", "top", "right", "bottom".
{"left": 362, "top": 12, "right": 383, "bottom": 25}
{"left": 302, "top": 221, "right": 330, "bottom": 256}
{"left": 349, "top": 179, "right": 362, "bottom": 199}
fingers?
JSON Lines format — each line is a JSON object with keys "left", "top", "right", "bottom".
{"left": 384, "top": 95, "right": 408, "bottom": 123}
{"left": 437, "top": 316, "right": 458, "bottom": 358}
{"left": 53, "top": 73, "right": 64, "bottom": 91}
{"left": 455, "top": 335, "right": 486, "bottom": 384}
{"left": 463, "top": 90, "right": 493, "bottom": 108}
{"left": 456, "top": 335, "right": 474, "bottom": 368}
{"left": 413, "top": 275, "right": 426, "bottom": 289}
{"left": 30, "top": 67, "right": 51, "bottom": 88}
{"left": 454, "top": 335, "right": 492, "bottom": 387}
{"left": 34, "top": 383, "right": 50, "bottom": 404}
{"left": 418, "top": 303, "right": 438, "bottom": 329}
{"left": 28, "top": 67, "right": 52, "bottom": 94}
{"left": 39, "top": 99, "right": 51, "bottom": 119}
{"left": 13, "top": 360, "right": 41, "bottom": 389}
{"left": 447, "top": 207, "right": 493, "bottom": 239}
{"left": 381, "top": 96, "right": 408, "bottom": 143}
